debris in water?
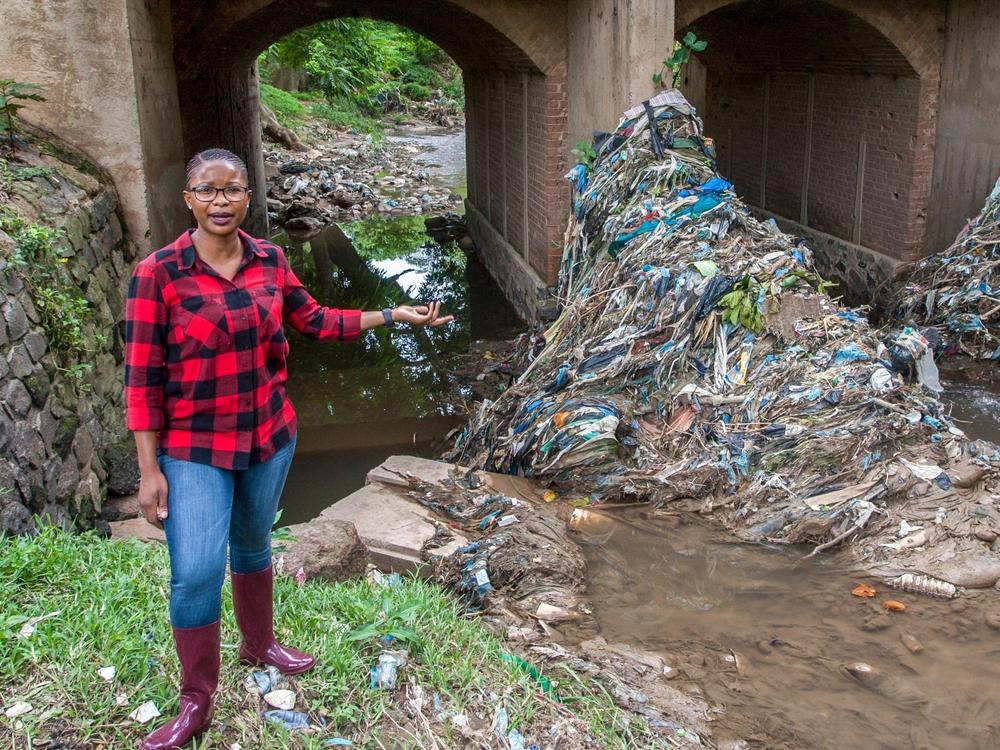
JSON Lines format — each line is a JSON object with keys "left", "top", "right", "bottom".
{"left": 883, "top": 600, "right": 907, "bottom": 612}
{"left": 851, "top": 583, "right": 876, "bottom": 598}
{"left": 889, "top": 573, "right": 958, "bottom": 599}
{"left": 900, "top": 633, "right": 924, "bottom": 653}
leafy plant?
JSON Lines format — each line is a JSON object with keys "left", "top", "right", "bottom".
{"left": 345, "top": 594, "right": 424, "bottom": 653}
{"left": 271, "top": 508, "right": 297, "bottom": 554}
{"left": 0, "top": 208, "right": 102, "bottom": 390}
{"left": 0, "top": 80, "right": 45, "bottom": 148}
{"left": 719, "top": 276, "right": 763, "bottom": 332}
{"left": 652, "top": 32, "right": 708, "bottom": 89}
{"left": 571, "top": 140, "right": 597, "bottom": 168}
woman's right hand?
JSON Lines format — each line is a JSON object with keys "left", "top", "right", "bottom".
{"left": 138, "top": 470, "right": 169, "bottom": 529}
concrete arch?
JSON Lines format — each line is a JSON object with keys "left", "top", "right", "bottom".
{"left": 673, "top": 0, "right": 944, "bottom": 275}
{"left": 168, "top": 0, "right": 570, "bottom": 293}
{"left": 676, "top": 0, "right": 941, "bottom": 80}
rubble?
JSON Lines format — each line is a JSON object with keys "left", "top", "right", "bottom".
{"left": 448, "top": 90, "right": 1000, "bottom": 587}
{"left": 895, "top": 176, "right": 1000, "bottom": 360}
{"left": 263, "top": 125, "right": 464, "bottom": 232}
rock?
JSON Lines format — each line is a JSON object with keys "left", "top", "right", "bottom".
{"left": 103, "top": 440, "right": 140, "bottom": 496}
{"left": 457, "top": 235, "right": 475, "bottom": 252}
{"left": 332, "top": 191, "right": 357, "bottom": 209}
{"left": 4, "top": 379, "right": 32, "bottom": 418}
{"left": 0, "top": 411, "right": 12, "bottom": 452}
{"left": 985, "top": 608, "right": 1000, "bottom": 630}
{"left": 12, "top": 423, "right": 46, "bottom": 469}
{"left": 278, "top": 517, "right": 369, "bottom": 583}
{"left": 22, "top": 331, "right": 47, "bottom": 362}
{"left": 975, "top": 529, "right": 998, "bottom": 543}
{"left": 424, "top": 216, "right": 447, "bottom": 230}
{"left": 0, "top": 495, "right": 33, "bottom": 535}
{"left": 6, "top": 343, "right": 34, "bottom": 379}
{"left": 861, "top": 612, "right": 894, "bottom": 632}
{"left": 283, "top": 216, "right": 324, "bottom": 233}
{"left": 22, "top": 366, "right": 51, "bottom": 406}
{"left": 100, "top": 493, "right": 140, "bottom": 521}
{"left": 2, "top": 298, "right": 29, "bottom": 340}
{"left": 39, "top": 502, "right": 74, "bottom": 531}
{"left": 841, "top": 661, "right": 880, "bottom": 684}
{"left": 900, "top": 633, "right": 924, "bottom": 654}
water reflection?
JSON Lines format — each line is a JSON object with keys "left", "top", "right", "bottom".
{"left": 272, "top": 216, "right": 524, "bottom": 522}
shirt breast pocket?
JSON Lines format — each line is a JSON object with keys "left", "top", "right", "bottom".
{"left": 252, "top": 285, "right": 284, "bottom": 338}
{"left": 171, "top": 298, "right": 231, "bottom": 357}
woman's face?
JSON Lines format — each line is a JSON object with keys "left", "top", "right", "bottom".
{"left": 183, "top": 160, "right": 251, "bottom": 237}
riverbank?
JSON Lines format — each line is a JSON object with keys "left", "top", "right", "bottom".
{"left": 0, "top": 528, "right": 670, "bottom": 749}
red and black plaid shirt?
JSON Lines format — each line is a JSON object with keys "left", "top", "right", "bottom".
{"left": 124, "top": 229, "right": 361, "bottom": 469}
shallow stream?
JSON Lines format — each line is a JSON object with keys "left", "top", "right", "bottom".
{"left": 567, "top": 512, "right": 1000, "bottom": 749}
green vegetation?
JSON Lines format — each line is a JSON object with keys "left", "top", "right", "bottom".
{"left": 653, "top": 32, "right": 708, "bottom": 89}
{"left": 0, "top": 206, "right": 103, "bottom": 389}
{"left": 258, "top": 19, "right": 463, "bottom": 138}
{"left": 1, "top": 527, "right": 661, "bottom": 748}
{"left": 260, "top": 83, "right": 309, "bottom": 128}
{"left": 0, "top": 79, "right": 45, "bottom": 148}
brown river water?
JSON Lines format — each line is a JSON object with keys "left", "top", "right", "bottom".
{"left": 566, "top": 511, "right": 1000, "bottom": 749}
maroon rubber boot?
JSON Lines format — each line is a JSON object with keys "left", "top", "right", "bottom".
{"left": 231, "top": 565, "right": 316, "bottom": 675}
{"left": 139, "top": 620, "right": 219, "bottom": 750}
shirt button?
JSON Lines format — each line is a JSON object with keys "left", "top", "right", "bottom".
{"left": 240, "top": 314, "right": 247, "bottom": 320}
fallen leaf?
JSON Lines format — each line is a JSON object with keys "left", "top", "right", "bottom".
{"left": 542, "top": 490, "right": 557, "bottom": 503}
{"left": 884, "top": 600, "right": 907, "bottom": 612}
{"left": 851, "top": 583, "right": 876, "bottom": 598}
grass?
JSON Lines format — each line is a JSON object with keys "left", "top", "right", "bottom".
{"left": 309, "top": 100, "right": 384, "bottom": 139}
{"left": 0, "top": 528, "right": 663, "bottom": 748}
{"left": 261, "top": 83, "right": 308, "bottom": 128}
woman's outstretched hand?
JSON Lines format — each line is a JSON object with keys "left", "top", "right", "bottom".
{"left": 394, "top": 301, "right": 454, "bottom": 327}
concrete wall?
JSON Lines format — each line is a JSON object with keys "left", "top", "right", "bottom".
{"left": 567, "top": 0, "right": 675, "bottom": 147}
{"left": 926, "top": 0, "right": 1000, "bottom": 253}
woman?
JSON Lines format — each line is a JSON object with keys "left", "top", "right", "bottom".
{"left": 125, "top": 148, "right": 452, "bottom": 750}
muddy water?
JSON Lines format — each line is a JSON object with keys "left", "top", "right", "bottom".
{"left": 567, "top": 512, "right": 1000, "bottom": 749}
{"left": 940, "top": 358, "right": 1000, "bottom": 445}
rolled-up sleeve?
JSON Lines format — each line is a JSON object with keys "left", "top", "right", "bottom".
{"left": 124, "top": 261, "right": 168, "bottom": 431}
{"left": 277, "top": 246, "right": 362, "bottom": 342}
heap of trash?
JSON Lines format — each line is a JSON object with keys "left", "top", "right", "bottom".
{"left": 452, "top": 90, "right": 1000, "bottom": 588}
{"left": 894, "top": 176, "right": 1000, "bottom": 360}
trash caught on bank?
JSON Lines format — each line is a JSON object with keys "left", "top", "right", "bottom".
{"left": 895, "top": 176, "right": 1000, "bottom": 360}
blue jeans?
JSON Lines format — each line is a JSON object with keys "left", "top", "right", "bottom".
{"left": 158, "top": 437, "right": 296, "bottom": 628}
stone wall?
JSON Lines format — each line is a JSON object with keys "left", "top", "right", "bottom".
{"left": 0, "top": 138, "right": 136, "bottom": 535}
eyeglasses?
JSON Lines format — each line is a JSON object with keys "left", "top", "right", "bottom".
{"left": 187, "top": 185, "right": 250, "bottom": 202}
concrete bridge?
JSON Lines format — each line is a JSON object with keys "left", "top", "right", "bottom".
{"left": 3, "top": 0, "right": 998, "bottom": 315}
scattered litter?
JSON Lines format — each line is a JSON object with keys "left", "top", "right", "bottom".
{"left": 263, "top": 709, "right": 312, "bottom": 730}
{"left": 901, "top": 633, "right": 924, "bottom": 653}
{"left": 370, "top": 651, "right": 407, "bottom": 689}
{"left": 4, "top": 701, "right": 33, "bottom": 719}
{"left": 263, "top": 689, "right": 297, "bottom": 710}
{"left": 851, "top": 583, "right": 876, "bottom": 598}
{"left": 97, "top": 666, "right": 116, "bottom": 682}
{"left": 322, "top": 740, "right": 354, "bottom": 747}
{"left": 890, "top": 573, "right": 958, "bottom": 599}
{"left": 883, "top": 600, "right": 907, "bottom": 612}
{"left": 17, "top": 610, "right": 60, "bottom": 639}
{"left": 128, "top": 701, "right": 161, "bottom": 724}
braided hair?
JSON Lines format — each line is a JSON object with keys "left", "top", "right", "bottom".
{"left": 185, "top": 148, "right": 248, "bottom": 186}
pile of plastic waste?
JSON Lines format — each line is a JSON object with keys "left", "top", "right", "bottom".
{"left": 895, "top": 176, "right": 1000, "bottom": 360}
{"left": 451, "top": 90, "right": 1000, "bottom": 585}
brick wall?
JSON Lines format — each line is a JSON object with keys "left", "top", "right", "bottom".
{"left": 465, "top": 65, "right": 568, "bottom": 284}
{"left": 706, "top": 70, "right": 927, "bottom": 260}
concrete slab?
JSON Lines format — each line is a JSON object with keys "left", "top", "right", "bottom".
{"left": 317, "top": 479, "right": 467, "bottom": 576}
{"left": 368, "top": 454, "right": 544, "bottom": 504}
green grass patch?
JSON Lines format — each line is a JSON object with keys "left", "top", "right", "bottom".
{"left": 260, "top": 83, "right": 308, "bottom": 128}
{"left": 0, "top": 528, "right": 660, "bottom": 748}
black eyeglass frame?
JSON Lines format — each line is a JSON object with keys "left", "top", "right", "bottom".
{"left": 186, "top": 185, "right": 251, "bottom": 202}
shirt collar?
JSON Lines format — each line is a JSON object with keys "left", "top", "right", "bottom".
{"left": 176, "top": 228, "right": 267, "bottom": 271}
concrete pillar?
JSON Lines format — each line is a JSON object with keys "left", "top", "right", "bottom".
{"left": 567, "top": 0, "right": 675, "bottom": 146}
{"left": 175, "top": 65, "right": 269, "bottom": 238}
{"left": 0, "top": 0, "right": 187, "bottom": 251}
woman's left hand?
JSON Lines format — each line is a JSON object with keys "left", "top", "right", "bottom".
{"left": 394, "top": 301, "right": 454, "bottom": 328}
